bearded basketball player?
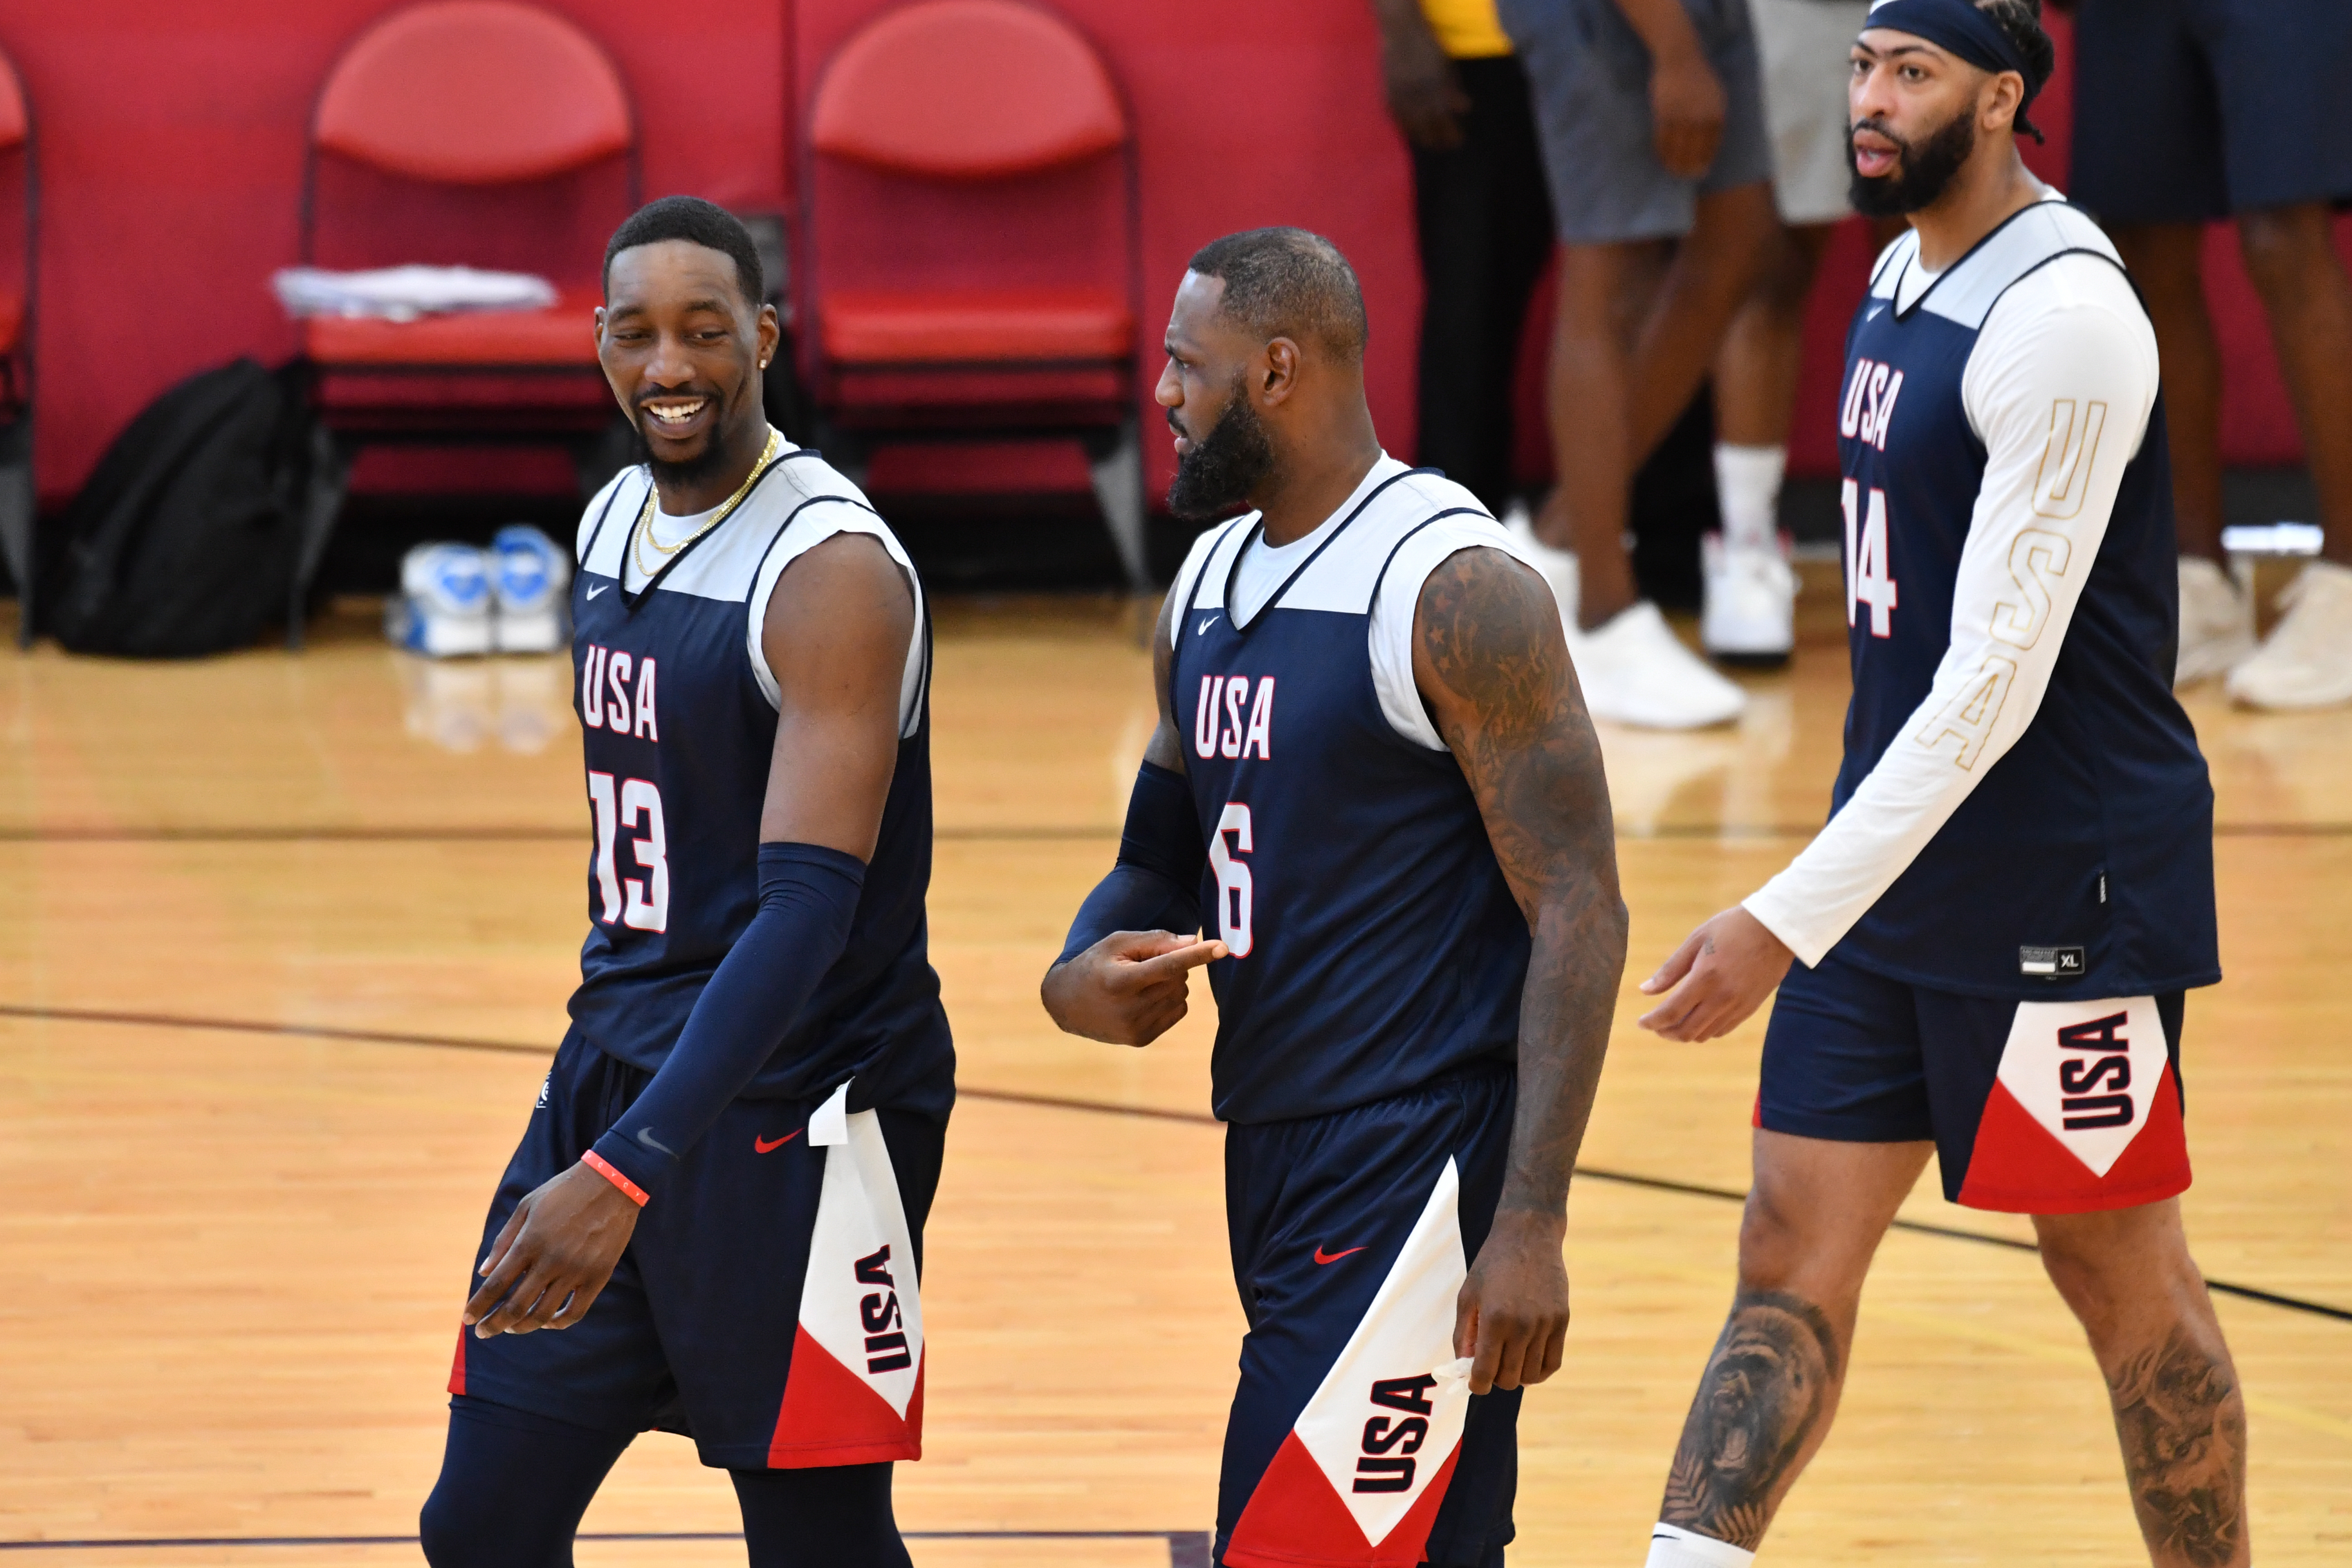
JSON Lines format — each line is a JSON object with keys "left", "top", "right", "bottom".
{"left": 1043, "top": 228, "right": 1627, "bottom": 1568}
{"left": 418, "top": 197, "right": 952, "bottom": 1568}
{"left": 1632, "top": 5, "right": 2246, "bottom": 1567}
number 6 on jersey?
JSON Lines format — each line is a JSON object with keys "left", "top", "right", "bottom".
{"left": 1208, "top": 802, "right": 1254, "bottom": 958}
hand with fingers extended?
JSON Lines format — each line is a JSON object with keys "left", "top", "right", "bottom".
{"left": 463, "top": 1161, "right": 643, "bottom": 1339}
{"left": 1453, "top": 1210, "right": 1571, "bottom": 1396}
{"left": 1040, "top": 930, "right": 1228, "bottom": 1047}
{"left": 1636, "top": 905, "right": 1793, "bottom": 1042}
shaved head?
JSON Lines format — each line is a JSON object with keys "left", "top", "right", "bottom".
{"left": 1185, "top": 228, "right": 1369, "bottom": 365}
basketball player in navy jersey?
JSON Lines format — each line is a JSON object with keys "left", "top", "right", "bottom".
{"left": 1043, "top": 228, "right": 1627, "bottom": 1568}
{"left": 1630, "top": 6, "right": 2246, "bottom": 1567}
{"left": 417, "top": 197, "right": 952, "bottom": 1568}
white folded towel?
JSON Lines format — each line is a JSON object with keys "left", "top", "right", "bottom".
{"left": 271, "top": 265, "right": 558, "bottom": 322}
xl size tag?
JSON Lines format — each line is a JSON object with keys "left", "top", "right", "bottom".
{"left": 2019, "top": 945, "right": 2086, "bottom": 980}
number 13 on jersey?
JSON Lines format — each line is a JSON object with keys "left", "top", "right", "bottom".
{"left": 588, "top": 770, "right": 669, "bottom": 932}
{"left": 1842, "top": 478, "right": 1898, "bottom": 637}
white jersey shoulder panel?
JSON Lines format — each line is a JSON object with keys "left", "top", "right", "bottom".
{"left": 1883, "top": 194, "right": 2122, "bottom": 326}
{"left": 570, "top": 437, "right": 923, "bottom": 736}
{"left": 744, "top": 447, "right": 926, "bottom": 737}
{"left": 1169, "top": 459, "right": 1521, "bottom": 749}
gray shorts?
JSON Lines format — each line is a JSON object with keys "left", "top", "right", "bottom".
{"left": 1498, "top": 0, "right": 1774, "bottom": 244}
{"left": 1751, "top": 0, "right": 1868, "bottom": 226}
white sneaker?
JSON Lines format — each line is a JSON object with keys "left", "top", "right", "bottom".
{"left": 2173, "top": 555, "right": 2255, "bottom": 687}
{"left": 1503, "top": 503, "right": 1579, "bottom": 624}
{"left": 386, "top": 543, "right": 492, "bottom": 657}
{"left": 1570, "top": 601, "right": 1747, "bottom": 729}
{"left": 1700, "top": 532, "right": 1796, "bottom": 665}
{"left": 2226, "top": 558, "right": 2352, "bottom": 710}
{"left": 491, "top": 524, "right": 572, "bottom": 653}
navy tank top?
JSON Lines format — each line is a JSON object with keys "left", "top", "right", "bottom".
{"left": 1830, "top": 205, "right": 2219, "bottom": 998}
{"left": 1168, "top": 462, "right": 1531, "bottom": 1124}
{"left": 563, "top": 435, "right": 952, "bottom": 1116}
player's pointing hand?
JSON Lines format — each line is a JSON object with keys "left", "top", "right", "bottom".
{"left": 1637, "top": 905, "right": 1795, "bottom": 1042}
{"left": 1041, "top": 930, "right": 1228, "bottom": 1047}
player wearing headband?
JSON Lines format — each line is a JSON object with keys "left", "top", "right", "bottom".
{"left": 1630, "top": 4, "right": 2246, "bottom": 1566}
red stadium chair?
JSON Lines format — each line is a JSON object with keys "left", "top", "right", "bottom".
{"left": 0, "top": 49, "right": 34, "bottom": 648}
{"left": 292, "top": 0, "right": 639, "bottom": 646}
{"left": 802, "top": 0, "right": 1148, "bottom": 588}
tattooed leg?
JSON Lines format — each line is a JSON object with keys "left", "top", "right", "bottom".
{"left": 2104, "top": 1326, "right": 2248, "bottom": 1568}
{"left": 2036, "top": 1204, "right": 2249, "bottom": 1568}
{"left": 1659, "top": 1289, "right": 1843, "bottom": 1550}
{"left": 1654, "top": 1131, "right": 1930, "bottom": 1552}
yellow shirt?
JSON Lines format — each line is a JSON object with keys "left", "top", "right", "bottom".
{"left": 1419, "top": 0, "right": 1512, "bottom": 58}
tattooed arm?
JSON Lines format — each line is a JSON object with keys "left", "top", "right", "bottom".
{"left": 1414, "top": 546, "right": 1628, "bottom": 1395}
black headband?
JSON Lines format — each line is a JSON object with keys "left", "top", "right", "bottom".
{"left": 1863, "top": 0, "right": 2048, "bottom": 139}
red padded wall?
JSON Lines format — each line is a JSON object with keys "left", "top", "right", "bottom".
{"left": 0, "top": 2, "right": 2334, "bottom": 505}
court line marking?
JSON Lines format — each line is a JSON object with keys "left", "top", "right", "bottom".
{"left": 0, "top": 822, "right": 2344, "bottom": 842}
{"left": 1, "top": 1002, "right": 2344, "bottom": 1326}
{"left": 0, "top": 1529, "right": 1213, "bottom": 1558}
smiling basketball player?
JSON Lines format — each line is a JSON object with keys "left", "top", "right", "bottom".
{"left": 418, "top": 197, "right": 952, "bottom": 1568}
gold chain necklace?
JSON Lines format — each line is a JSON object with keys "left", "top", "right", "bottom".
{"left": 630, "top": 430, "right": 784, "bottom": 582}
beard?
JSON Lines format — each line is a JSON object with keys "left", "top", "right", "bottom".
{"left": 639, "top": 373, "right": 755, "bottom": 491}
{"left": 1847, "top": 105, "right": 1978, "bottom": 217}
{"left": 1166, "top": 376, "right": 1277, "bottom": 521}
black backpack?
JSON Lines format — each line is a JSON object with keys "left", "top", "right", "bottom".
{"left": 45, "top": 358, "right": 315, "bottom": 656}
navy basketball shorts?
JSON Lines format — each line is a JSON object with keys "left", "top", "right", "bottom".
{"left": 2072, "top": 0, "right": 2352, "bottom": 222}
{"left": 1759, "top": 954, "right": 2191, "bottom": 1214}
{"left": 449, "top": 1027, "right": 946, "bottom": 1469}
{"left": 1216, "top": 1067, "right": 1520, "bottom": 1568}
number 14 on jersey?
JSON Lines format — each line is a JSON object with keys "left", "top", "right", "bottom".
{"left": 1842, "top": 478, "right": 1898, "bottom": 637}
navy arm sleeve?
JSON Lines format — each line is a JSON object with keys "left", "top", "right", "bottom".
{"left": 588, "top": 841, "right": 866, "bottom": 1201}
{"left": 1056, "top": 761, "right": 1206, "bottom": 963}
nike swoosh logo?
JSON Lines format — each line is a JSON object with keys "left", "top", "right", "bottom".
{"left": 585, "top": 583, "right": 611, "bottom": 600}
{"left": 1197, "top": 615, "right": 1219, "bottom": 635}
{"left": 635, "top": 1128, "right": 675, "bottom": 1155}
{"left": 1313, "top": 1244, "right": 1366, "bottom": 1265}
{"left": 754, "top": 1130, "right": 802, "bottom": 1154}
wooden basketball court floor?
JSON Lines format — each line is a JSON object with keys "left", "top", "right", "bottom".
{"left": 0, "top": 588, "right": 2345, "bottom": 1566}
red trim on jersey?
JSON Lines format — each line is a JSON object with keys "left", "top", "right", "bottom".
{"left": 765, "top": 1324, "right": 923, "bottom": 1468}
{"left": 447, "top": 1325, "right": 467, "bottom": 1396}
{"left": 1957, "top": 1064, "right": 2191, "bottom": 1214}
{"left": 581, "top": 1150, "right": 649, "bottom": 1207}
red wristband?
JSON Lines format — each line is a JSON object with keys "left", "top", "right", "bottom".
{"left": 581, "top": 1150, "right": 649, "bottom": 1207}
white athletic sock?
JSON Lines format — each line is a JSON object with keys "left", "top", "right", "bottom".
{"left": 1713, "top": 443, "right": 1787, "bottom": 553}
{"left": 1645, "top": 1522, "right": 1757, "bottom": 1568}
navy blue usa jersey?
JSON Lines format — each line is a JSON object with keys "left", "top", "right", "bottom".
{"left": 1167, "top": 458, "right": 1539, "bottom": 1124}
{"left": 564, "top": 435, "right": 951, "bottom": 1114}
{"left": 1750, "top": 200, "right": 2218, "bottom": 999}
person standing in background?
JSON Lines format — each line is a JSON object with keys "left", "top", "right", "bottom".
{"left": 1498, "top": 0, "right": 1779, "bottom": 729}
{"left": 2067, "top": 0, "right": 2352, "bottom": 709}
{"left": 1370, "top": 0, "right": 1557, "bottom": 518}
{"left": 1701, "top": 0, "right": 1874, "bottom": 665}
